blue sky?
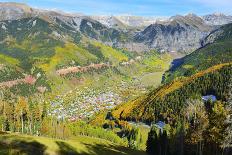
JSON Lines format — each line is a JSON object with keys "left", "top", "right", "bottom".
{"left": 1, "top": 0, "right": 232, "bottom": 16}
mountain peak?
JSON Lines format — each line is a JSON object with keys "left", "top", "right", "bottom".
{"left": 0, "top": 2, "right": 31, "bottom": 11}
{"left": 212, "top": 12, "right": 226, "bottom": 16}
{"left": 185, "top": 13, "right": 198, "bottom": 18}
{"left": 203, "top": 13, "right": 232, "bottom": 25}
{"left": 0, "top": 2, "right": 34, "bottom": 21}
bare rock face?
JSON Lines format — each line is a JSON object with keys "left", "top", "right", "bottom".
{"left": 133, "top": 14, "right": 214, "bottom": 53}
{"left": 90, "top": 16, "right": 127, "bottom": 29}
{"left": 201, "top": 29, "right": 224, "bottom": 45}
{"left": 202, "top": 23, "right": 232, "bottom": 46}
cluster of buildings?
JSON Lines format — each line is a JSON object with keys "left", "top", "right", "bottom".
{"left": 48, "top": 90, "right": 122, "bottom": 121}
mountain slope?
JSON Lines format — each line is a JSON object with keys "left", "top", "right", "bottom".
{"left": 0, "top": 17, "right": 82, "bottom": 70}
{"left": 0, "top": 2, "right": 131, "bottom": 46}
{"left": 164, "top": 23, "right": 232, "bottom": 82}
{"left": 134, "top": 14, "right": 213, "bottom": 53}
{"left": 203, "top": 23, "right": 232, "bottom": 44}
{"left": 111, "top": 63, "right": 232, "bottom": 123}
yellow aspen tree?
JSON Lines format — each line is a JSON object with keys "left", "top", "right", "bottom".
{"left": 15, "top": 97, "right": 29, "bottom": 133}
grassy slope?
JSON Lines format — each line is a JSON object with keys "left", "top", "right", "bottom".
{"left": 0, "top": 132, "right": 146, "bottom": 155}
{"left": 0, "top": 54, "right": 20, "bottom": 66}
{"left": 92, "top": 41, "right": 128, "bottom": 65}
{"left": 39, "top": 43, "right": 98, "bottom": 72}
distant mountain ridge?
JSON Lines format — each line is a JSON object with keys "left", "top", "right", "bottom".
{"left": 202, "top": 13, "right": 232, "bottom": 26}
{"left": 1, "top": 2, "right": 231, "bottom": 28}
{"left": 1, "top": 2, "right": 232, "bottom": 53}
{"left": 133, "top": 14, "right": 213, "bottom": 53}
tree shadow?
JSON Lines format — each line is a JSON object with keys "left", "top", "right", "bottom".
{"left": 82, "top": 143, "right": 147, "bottom": 155}
{"left": 56, "top": 140, "right": 147, "bottom": 155}
{"left": 56, "top": 141, "right": 79, "bottom": 155}
{"left": 0, "top": 139, "right": 47, "bottom": 155}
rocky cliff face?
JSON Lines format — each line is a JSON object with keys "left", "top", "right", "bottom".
{"left": 133, "top": 14, "right": 213, "bottom": 53}
{"left": 202, "top": 23, "right": 232, "bottom": 46}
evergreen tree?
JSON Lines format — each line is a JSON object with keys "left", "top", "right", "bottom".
{"left": 147, "top": 126, "right": 159, "bottom": 155}
{"left": 146, "top": 125, "right": 170, "bottom": 155}
{"left": 128, "top": 127, "right": 142, "bottom": 149}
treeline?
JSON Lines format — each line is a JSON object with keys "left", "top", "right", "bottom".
{"left": 101, "top": 112, "right": 143, "bottom": 149}
{"left": 67, "top": 121, "right": 126, "bottom": 145}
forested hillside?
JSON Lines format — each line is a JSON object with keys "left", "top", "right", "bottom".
{"left": 164, "top": 23, "right": 232, "bottom": 83}
{"left": 111, "top": 63, "right": 232, "bottom": 122}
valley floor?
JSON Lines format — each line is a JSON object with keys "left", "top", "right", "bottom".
{"left": 0, "top": 132, "right": 147, "bottom": 155}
